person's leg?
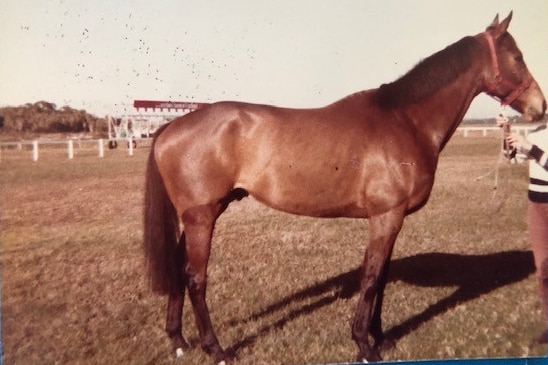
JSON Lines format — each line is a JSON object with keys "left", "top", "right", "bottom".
{"left": 528, "top": 201, "right": 548, "bottom": 344}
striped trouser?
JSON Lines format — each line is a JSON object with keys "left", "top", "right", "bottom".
{"left": 528, "top": 200, "right": 548, "bottom": 322}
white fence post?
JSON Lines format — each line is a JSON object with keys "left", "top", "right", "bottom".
{"left": 128, "top": 138, "right": 134, "bottom": 156}
{"left": 32, "top": 141, "right": 39, "bottom": 161}
{"left": 68, "top": 140, "right": 74, "bottom": 159}
{"left": 98, "top": 139, "right": 104, "bottom": 158}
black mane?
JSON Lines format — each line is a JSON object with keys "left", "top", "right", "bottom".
{"left": 374, "top": 36, "right": 478, "bottom": 109}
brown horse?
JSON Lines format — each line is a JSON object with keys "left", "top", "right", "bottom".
{"left": 143, "top": 13, "right": 545, "bottom": 363}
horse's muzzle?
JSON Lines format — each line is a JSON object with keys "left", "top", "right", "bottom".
{"left": 519, "top": 82, "right": 546, "bottom": 122}
{"left": 524, "top": 98, "right": 547, "bottom": 122}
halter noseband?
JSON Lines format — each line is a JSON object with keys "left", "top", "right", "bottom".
{"left": 483, "top": 32, "right": 532, "bottom": 106}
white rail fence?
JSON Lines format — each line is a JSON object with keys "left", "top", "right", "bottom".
{"left": 0, "top": 138, "right": 152, "bottom": 162}
{"left": 0, "top": 126, "right": 538, "bottom": 162}
{"left": 459, "top": 125, "right": 536, "bottom": 137}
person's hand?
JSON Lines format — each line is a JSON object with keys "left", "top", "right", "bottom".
{"left": 496, "top": 116, "right": 508, "bottom": 127}
{"left": 507, "top": 133, "right": 533, "bottom": 154}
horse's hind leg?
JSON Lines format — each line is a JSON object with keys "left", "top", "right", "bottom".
{"left": 165, "top": 234, "right": 190, "bottom": 357}
{"left": 182, "top": 203, "right": 229, "bottom": 363}
{"left": 166, "top": 292, "right": 189, "bottom": 357}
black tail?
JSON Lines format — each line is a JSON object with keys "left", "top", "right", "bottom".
{"left": 143, "top": 132, "right": 183, "bottom": 295}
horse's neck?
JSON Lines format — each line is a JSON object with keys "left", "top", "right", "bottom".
{"left": 411, "top": 66, "right": 484, "bottom": 153}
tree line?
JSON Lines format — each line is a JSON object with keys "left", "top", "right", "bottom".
{"left": 0, "top": 101, "right": 106, "bottom": 135}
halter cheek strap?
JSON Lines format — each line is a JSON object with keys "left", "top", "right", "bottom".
{"left": 483, "top": 32, "right": 532, "bottom": 106}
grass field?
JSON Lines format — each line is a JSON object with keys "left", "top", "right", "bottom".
{"left": 1, "top": 135, "right": 547, "bottom": 365}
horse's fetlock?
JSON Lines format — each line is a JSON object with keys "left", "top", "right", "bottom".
{"left": 165, "top": 323, "right": 181, "bottom": 336}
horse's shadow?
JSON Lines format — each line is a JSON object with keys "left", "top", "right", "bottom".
{"left": 225, "top": 250, "right": 535, "bottom": 355}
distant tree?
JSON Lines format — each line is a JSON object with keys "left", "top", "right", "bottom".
{"left": 0, "top": 101, "right": 101, "bottom": 134}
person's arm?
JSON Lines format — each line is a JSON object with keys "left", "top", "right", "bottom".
{"left": 528, "top": 144, "right": 548, "bottom": 168}
{"left": 508, "top": 133, "right": 548, "bottom": 169}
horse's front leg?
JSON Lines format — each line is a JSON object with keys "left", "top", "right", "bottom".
{"left": 369, "top": 260, "right": 397, "bottom": 352}
{"left": 352, "top": 207, "right": 404, "bottom": 363}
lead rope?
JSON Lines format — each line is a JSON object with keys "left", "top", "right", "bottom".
{"left": 475, "top": 109, "right": 515, "bottom": 211}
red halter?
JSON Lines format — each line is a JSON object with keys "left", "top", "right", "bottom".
{"left": 483, "top": 32, "right": 532, "bottom": 106}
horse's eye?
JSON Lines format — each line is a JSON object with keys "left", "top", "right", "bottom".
{"left": 514, "top": 55, "right": 523, "bottom": 63}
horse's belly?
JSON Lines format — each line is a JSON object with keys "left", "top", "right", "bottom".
{"left": 236, "top": 164, "right": 369, "bottom": 217}
{"left": 237, "top": 156, "right": 435, "bottom": 219}
{"left": 248, "top": 190, "right": 369, "bottom": 218}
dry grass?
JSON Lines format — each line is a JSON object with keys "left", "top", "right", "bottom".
{"left": 1, "top": 136, "right": 546, "bottom": 365}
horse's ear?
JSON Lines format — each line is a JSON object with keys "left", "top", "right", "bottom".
{"left": 488, "top": 13, "right": 500, "bottom": 30}
{"left": 498, "top": 11, "right": 513, "bottom": 34}
{"left": 487, "top": 11, "right": 513, "bottom": 37}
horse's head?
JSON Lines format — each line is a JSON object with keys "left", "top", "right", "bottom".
{"left": 481, "top": 12, "right": 546, "bottom": 121}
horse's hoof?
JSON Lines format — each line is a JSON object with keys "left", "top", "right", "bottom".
{"left": 213, "top": 348, "right": 235, "bottom": 365}
{"left": 357, "top": 349, "right": 382, "bottom": 363}
{"left": 170, "top": 333, "right": 190, "bottom": 355}
{"left": 216, "top": 356, "right": 232, "bottom": 365}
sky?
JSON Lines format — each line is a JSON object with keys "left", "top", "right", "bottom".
{"left": 1, "top": 0, "right": 547, "bottom": 119}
